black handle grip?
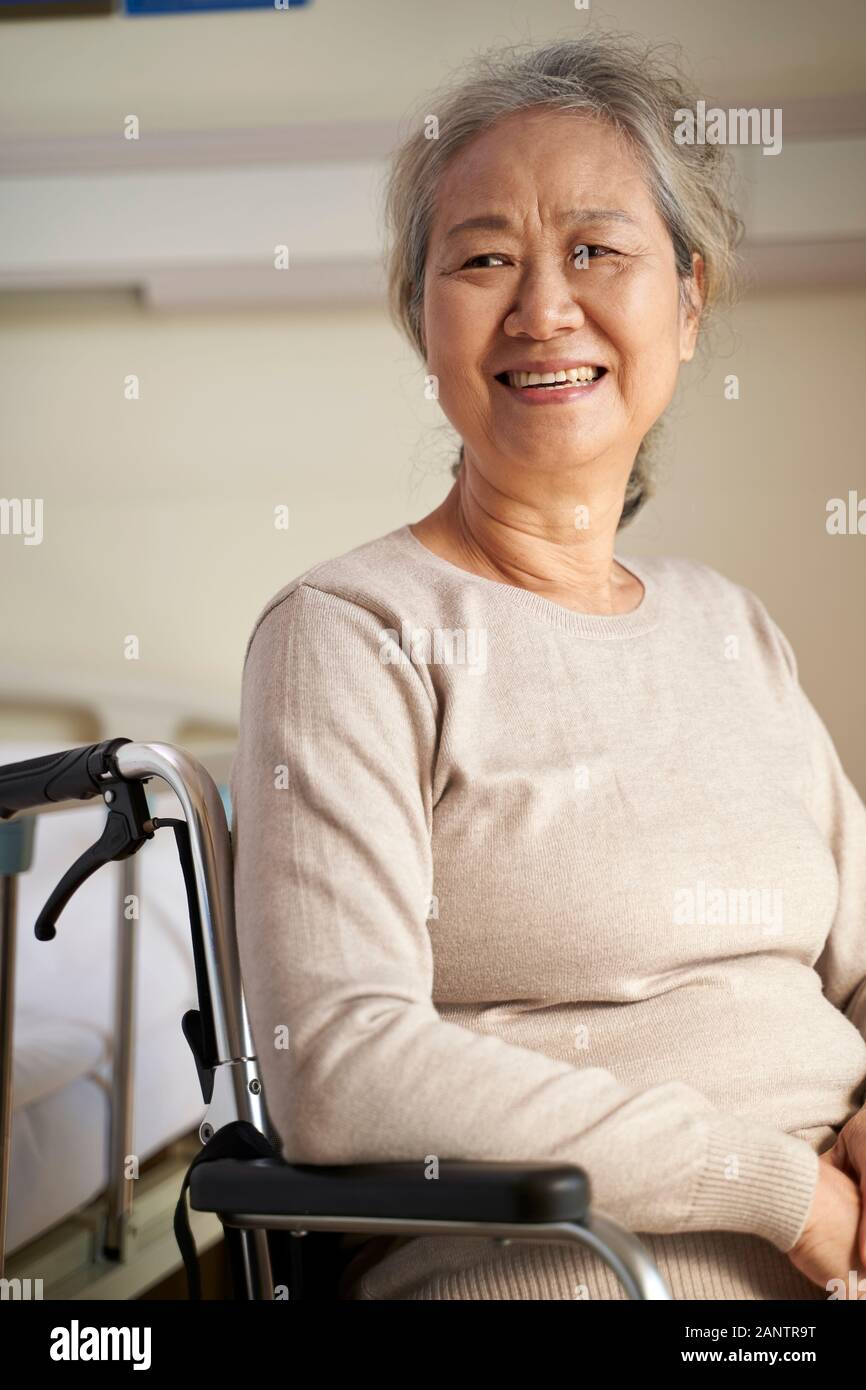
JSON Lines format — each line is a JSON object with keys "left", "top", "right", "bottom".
{"left": 0, "top": 738, "right": 133, "bottom": 819}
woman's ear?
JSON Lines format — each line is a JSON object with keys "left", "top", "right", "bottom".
{"left": 679, "top": 251, "right": 705, "bottom": 363}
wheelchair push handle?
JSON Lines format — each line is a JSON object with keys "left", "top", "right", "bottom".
{"left": 0, "top": 736, "right": 156, "bottom": 942}
{"left": 0, "top": 737, "right": 133, "bottom": 820}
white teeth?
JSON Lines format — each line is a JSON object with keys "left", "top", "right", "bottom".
{"left": 506, "top": 367, "right": 601, "bottom": 388}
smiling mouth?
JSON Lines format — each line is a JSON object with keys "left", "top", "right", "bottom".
{"left": 495, "top": 367, "right": 607, "bottom": 390}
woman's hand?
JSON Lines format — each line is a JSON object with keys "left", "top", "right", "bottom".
{"left": 822, "top": 1107, "right": 866, "bottom": 1263}
{"left": 786, "top": 1148, "right": 866, "bottom": 1297}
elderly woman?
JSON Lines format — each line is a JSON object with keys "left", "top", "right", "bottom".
{"left": 230, "top": 35, "right": 866, "bottom": 1301}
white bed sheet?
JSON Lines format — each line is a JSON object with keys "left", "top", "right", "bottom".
{"left": 8, "top": 1010, "right": 204, "bottom": 1253}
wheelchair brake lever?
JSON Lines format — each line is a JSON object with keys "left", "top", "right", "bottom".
{"left": 34, "top": 779, "right": 154, "bottom": 941}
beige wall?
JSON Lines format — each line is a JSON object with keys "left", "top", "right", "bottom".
{"left": 2, "top": 0, "right": 865, "bottom": 137}
{"left": 1, "top": 284, "right": 865, "bottom": 787}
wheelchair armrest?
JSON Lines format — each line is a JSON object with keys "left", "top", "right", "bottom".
{"left": 189, "top": 1157, "right": 590, "bottom": 1224}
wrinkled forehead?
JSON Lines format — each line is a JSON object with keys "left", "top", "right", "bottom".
{"left": 427, "top": 107, "right": 656, "bottom": 245}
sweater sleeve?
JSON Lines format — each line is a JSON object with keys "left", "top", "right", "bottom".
{"left": 769, "top": 618, "right": 866, "bottom": 1060}
{"left": 230, "top": 582, "right": 819, "bottom": 1254}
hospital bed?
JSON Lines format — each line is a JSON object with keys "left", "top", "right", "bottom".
{"left": 0, "top": 719, "right": 670, "bottom": 1300}
{"left": 0, "top": 677, "right": 236, "bottom": 1297}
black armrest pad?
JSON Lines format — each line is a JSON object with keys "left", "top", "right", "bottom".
{"left": 190, "top": 1157, "right": 590, "bottom": 1223}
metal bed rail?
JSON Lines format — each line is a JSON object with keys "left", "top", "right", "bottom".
{"left": 0, "top": 740, "right": 270, "bottom": 1288}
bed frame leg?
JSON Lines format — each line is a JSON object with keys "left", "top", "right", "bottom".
{"left": 104, "top": 855, "right": 139, "bottom": 1261}
{"left": 0, "top": 817, "right": 35, "bottom": 1281}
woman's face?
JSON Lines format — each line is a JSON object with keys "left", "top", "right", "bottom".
{"left": 423, "top": 107, "right": 703, "bottom": 484}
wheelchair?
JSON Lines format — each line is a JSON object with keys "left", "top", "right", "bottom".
{"left": 0, "top": 738, "right": 671, "bottom": 1301}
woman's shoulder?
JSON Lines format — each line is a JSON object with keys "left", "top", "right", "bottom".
{"left": 636, "top": 552, "right": 796, "bottom": 676}
{"left": 628, "top": 550, "right": 739, "bottom": 592}
{"left": 240, "top": 524, "right": 447, "bottom": 666}
{"left": 636, "top": 552, "right": 777, "bottom": 617}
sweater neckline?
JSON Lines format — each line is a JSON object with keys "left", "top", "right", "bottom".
{"left": 396, "top": 523, "right": 661, "bottom": 639}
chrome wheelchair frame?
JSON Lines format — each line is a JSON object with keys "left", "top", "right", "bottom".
{"left": 0, "top": 739, "right": 671, "bottom": 1300}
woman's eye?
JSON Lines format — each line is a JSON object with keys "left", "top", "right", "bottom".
{"left": 576, "top": 244, "right": 617, "bottom": 261}
{"left": 461, "top": 253, "right": 508, "bottom": 269}
{"left": 458, "top": 246, "right": 619, "bottom": 271}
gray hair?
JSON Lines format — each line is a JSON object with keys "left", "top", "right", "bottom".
{"left": 383, "top": 33, "right": 744, "bottom": 528}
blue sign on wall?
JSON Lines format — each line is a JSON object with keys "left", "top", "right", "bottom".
{"left": 0, "top": 0, "right": 113, "bottom": 13}
{"left": 125, "top": 0, "right": 309, "bottom": 11}
{"left": 0, "top": 0, "right": 309, "bottom": 16}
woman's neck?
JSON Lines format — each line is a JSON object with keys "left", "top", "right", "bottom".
{"left": 410, "top": 474, "right": 644, "bottom": 617}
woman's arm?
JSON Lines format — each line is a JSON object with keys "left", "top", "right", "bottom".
{"left": 766, "top": 615, "right": 866, "bottom": 1271}
{"left": 768, "top": 617, "right": 866, "bottom": 1053}
{"left": 230, "top": 581, "right": 819, "bottom": 1254}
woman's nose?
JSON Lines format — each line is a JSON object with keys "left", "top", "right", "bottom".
{"left": 503, "top": 263, "right": 589, "bottom": 338}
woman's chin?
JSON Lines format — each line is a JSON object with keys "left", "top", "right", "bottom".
{"left": 486, "top": 426, "right": 614, "bottom": 463}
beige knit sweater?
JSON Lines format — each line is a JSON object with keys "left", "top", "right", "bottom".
{"left": 229, "top": 524, "right": 866, "bottom": 1301}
